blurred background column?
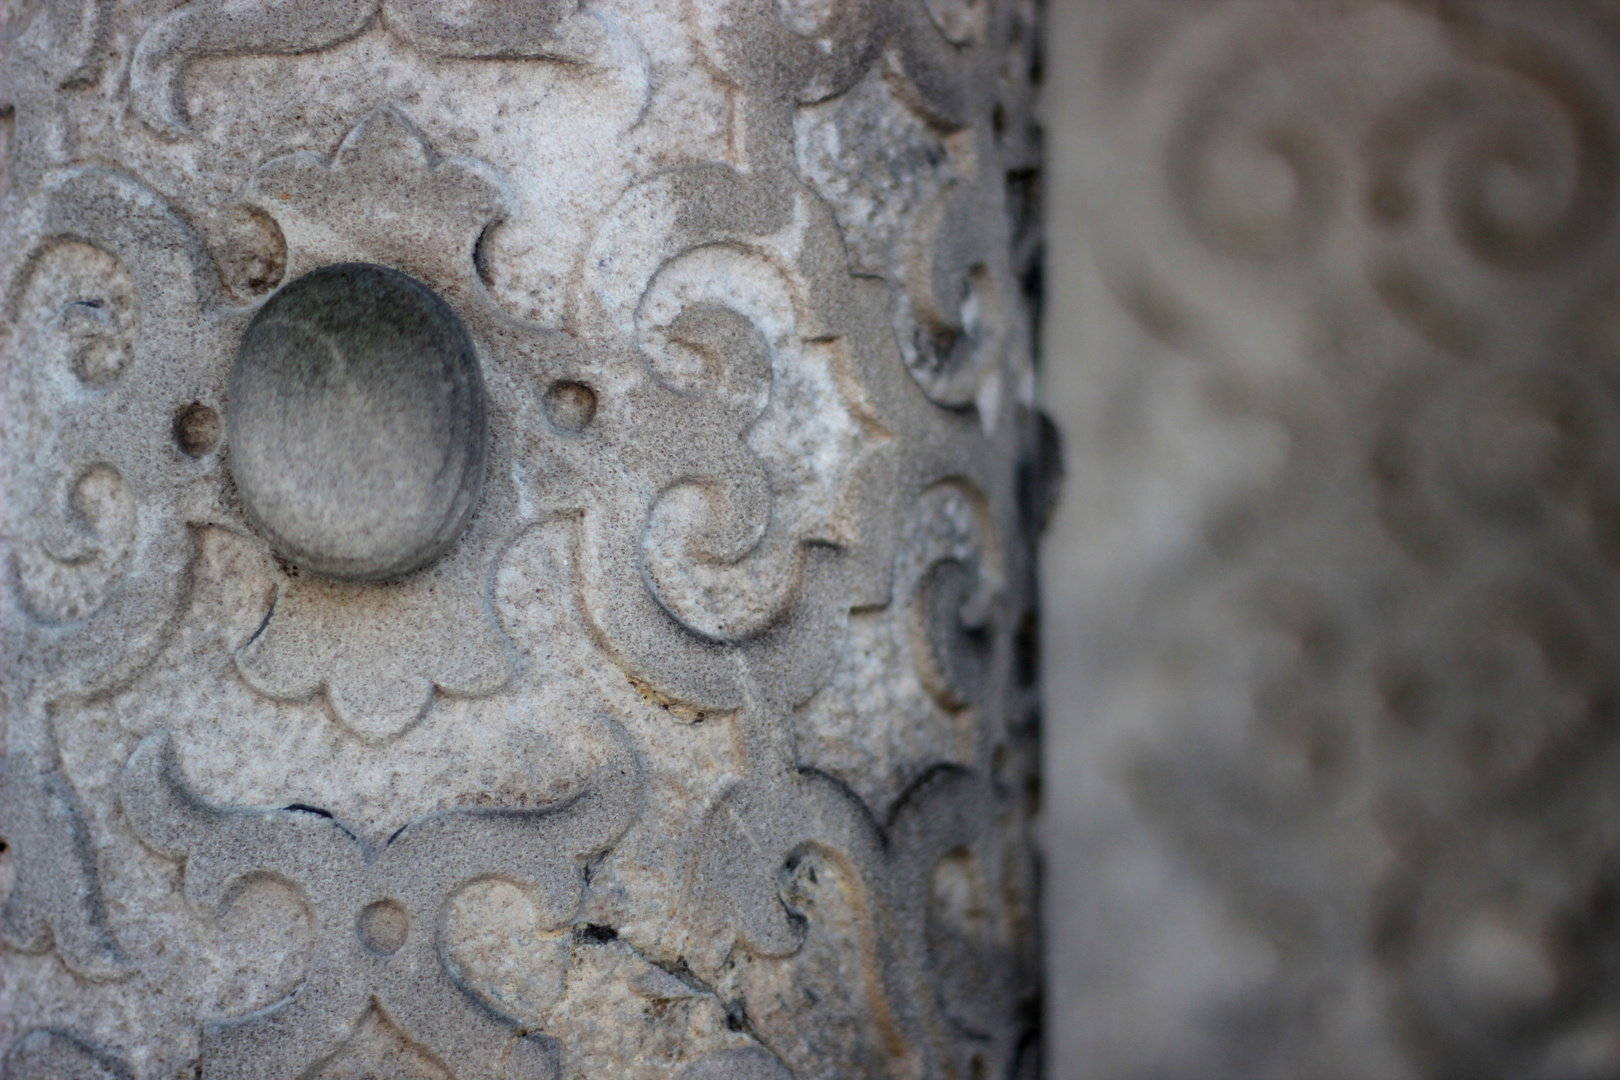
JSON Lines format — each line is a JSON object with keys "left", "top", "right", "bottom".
{"left": 1043, "top": 2, "right": 1620, "bottom": 1078}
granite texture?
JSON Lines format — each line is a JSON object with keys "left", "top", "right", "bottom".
{"left": 0, "top": 2, "right": 1048, "bottom": 1077}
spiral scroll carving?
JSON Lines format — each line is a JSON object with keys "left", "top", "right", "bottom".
{"left": 1, "top": 1, "right": 1045, "bottom": 1076}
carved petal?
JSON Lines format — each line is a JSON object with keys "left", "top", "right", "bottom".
{"left": 236, "top": 558, "right": 513, "bottom": 741}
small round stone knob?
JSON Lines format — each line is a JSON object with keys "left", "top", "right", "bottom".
{"left": 228, "top": 263, "right": 488, "bottom": 583}
{"left": 356, "top": 898, "right": 410, "bottom": 957}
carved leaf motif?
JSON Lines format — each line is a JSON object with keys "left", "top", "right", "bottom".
{"left": 230, "top": 108, "right": 521, "bottom": 741}
{"left": 569, "top": 167, "right": 899, "bottom": 712}
{"left": 3, "top": 169, "right": 235, "bottom": 981}
{"left": 119, "top": 729, "right": 640, "bottom": 1080}
{"left": 130, "top": 0, "right": 615, "bottom": 139}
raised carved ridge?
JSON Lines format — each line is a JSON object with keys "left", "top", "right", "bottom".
{"left": 119, "top": 728, "right": 640, "bottom": 1079}
{"left": 1, "top": 2, "right": 1044, "bottom": 1075}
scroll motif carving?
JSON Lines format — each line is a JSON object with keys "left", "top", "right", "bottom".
{"left": 908, "top": 481, "right": 1003, "bottom": 717}
{"left": 5, "top": 168, "right": 229, "bottom": 700}
{"left": 119, "top": 729, "right": 640, "bottom": 1080}
{"left": 2, "top": 1, "right": 1044, "bottom": 1075}
{"left": 130, "top": 0, "right": 617, "bottom": 139}
{"left": 557, "top": 0, "right": 1041, "bottom": 713}
{"left": 3, "top": 167, "right": 234, "bottom": 981}
{"left": 680, "top": 735, "right": 1020, "bottom": 1080}
{"left": 572, "top": 156, "right": 899, "bottom": 713}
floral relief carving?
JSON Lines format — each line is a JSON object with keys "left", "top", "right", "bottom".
{"left": 228, "top": 106, "right": 522, "bottom": 742}
{"left": 130, "top": 0, "right": 620, "bottom": 139}
{"left": 3, "top": 166, "right": 238, "bottom": 981}
{"left": 231, "top": 97, "right": 898, "bottom": 731}
{"left": 118, "top": 728, "right": 640, "bottom": 1080}
{"left": 1, "top": 1, "right": 1044, "bottom": 1075}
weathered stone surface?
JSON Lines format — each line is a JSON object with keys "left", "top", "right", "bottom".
{"left": 0, "top": 2, "right": 1045, "bottom": 1078}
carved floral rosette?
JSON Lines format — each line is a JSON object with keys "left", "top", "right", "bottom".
{"left": 0, "top": 1, "right": 1048, "bottom": 1078}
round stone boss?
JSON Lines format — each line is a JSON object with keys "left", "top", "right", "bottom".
{"left": 227, "top": 262, "right": 489, "bottom": 582}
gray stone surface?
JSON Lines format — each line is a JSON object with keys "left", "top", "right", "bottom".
{"left": 229, "top": 262, "right": 490, "bottom": 584}
{"left": 0, "top": 2, "right": 1046, "bottom": 1077}
{"left": 1041, "top": 2, "right": 1620, "bottom": 1078}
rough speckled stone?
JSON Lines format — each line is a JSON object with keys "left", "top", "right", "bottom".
{"left": 0, "top": 2, "right": 1047, "bottom": 1078}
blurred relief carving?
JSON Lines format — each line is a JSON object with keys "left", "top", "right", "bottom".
{"left": 1046, "top": 2, "right": 1620, "bottom": 1079}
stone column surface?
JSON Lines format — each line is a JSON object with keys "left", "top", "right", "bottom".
{"left": 0, "top": 2, "right": 1048, "bottom": 1078}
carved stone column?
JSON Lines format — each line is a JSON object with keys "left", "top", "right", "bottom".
{"left": 0, "top": 2, "right": 1047, "bottom": 1078}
